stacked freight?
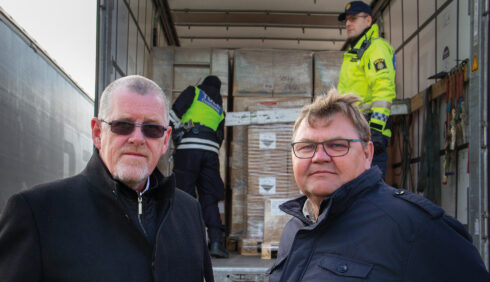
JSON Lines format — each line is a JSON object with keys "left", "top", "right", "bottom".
{"left": 229, "top": 49, "right": 313, "bottom": 255}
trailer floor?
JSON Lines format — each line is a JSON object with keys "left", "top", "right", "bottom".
{"left": 212, "top": 252, "right": 276, "bottom": 282}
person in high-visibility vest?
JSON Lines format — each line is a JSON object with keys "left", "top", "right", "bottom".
{"left": 170, "top": 75, "right": 228, "bottom": 258}
{"left": 337, "top": 1, "right": 396, "bottom": 179}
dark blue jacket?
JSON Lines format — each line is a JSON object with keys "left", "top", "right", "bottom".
{"left": 268, "top": 167, "right": 489, "bottom": 281}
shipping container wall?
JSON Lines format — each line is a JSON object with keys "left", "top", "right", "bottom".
{"left": 380, "top": 0, "right": 471, "bottom": 222}
{"left": 0, "top": 10, "right": 93, "bottom": 213}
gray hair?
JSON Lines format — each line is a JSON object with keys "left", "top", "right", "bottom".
{"left": 98, "top": 75, "right": 169, "bottom": 125}
{"left": 292, "top": 88, "right": 371, "bottom": 143}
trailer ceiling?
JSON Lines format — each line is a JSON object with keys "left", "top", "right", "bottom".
{"left": 164, "top": 0, "right": 377, "bottom": 51}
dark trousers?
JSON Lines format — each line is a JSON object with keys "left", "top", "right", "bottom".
{"left": 372, "top": 149, "right": 388, "bottom": 180}
{"left": 173, "top": 149, "right": 225, "bottom": 242}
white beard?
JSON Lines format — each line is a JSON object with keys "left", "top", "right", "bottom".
{"left": 113, "top": 157, "right": 149, "bottom": 191}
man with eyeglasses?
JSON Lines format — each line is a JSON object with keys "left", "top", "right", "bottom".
{"left": 337, "top": 1, "right": 396, "bottom": 179}
{"left": 267, "top": 90, "right": 489, "bottom": 281}
{"left": 0, "top": 75, "right": 214, "bottom": 281}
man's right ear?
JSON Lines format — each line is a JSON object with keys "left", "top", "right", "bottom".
{"left": 91, "top": 118, "right": 102, "bottom": 149}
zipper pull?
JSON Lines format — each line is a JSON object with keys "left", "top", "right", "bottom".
{"left": 138, "top": 193, "right": 143, "bottom": 215}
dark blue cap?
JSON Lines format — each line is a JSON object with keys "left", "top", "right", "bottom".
{"left": 338, "top": 1, "right": 372, "bottom": 21}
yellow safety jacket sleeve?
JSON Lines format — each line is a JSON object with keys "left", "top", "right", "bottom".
{"left": 363, "top": 38, "right": 395, "bottom": 136}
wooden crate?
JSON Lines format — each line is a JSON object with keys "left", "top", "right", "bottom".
{"left": 261, "top": 242, "right": 279, "bottom": 259}
{"left": 238, "top": 238, "right": 262, "bottom": 256}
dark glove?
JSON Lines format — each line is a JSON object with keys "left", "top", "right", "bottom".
{"left": 172, "top": 127, "right": 185, "bottom": 146}
{"left": 371, "top": 129, "right": 387, "bottom": 155}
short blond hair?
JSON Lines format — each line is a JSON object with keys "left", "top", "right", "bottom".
{"left": 292, "top": 89, "right": 371, "bottom": 142}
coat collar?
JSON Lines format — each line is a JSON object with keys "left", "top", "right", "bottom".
{"left": 352, "top": 23, "right": 380, "bottom": 49}
{"left": 280, "top": 167, "right": 383, "bottom": 226}
{"left": 81, "top": 151, "right": 175, "bottom": 201}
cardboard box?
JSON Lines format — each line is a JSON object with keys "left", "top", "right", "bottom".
{"left": 233, "top": 49, "right": 313, "bottom": 96}
{"left": 313, "top": 51, "right": 344, "bottom": 96}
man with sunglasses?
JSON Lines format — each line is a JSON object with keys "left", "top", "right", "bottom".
{"left": 170, "top": 75, "right": 228, "bottom": 258}
{"left": 0, "top": 75, "right": 214, "bottom": 281}
{"left": 267, "top": 90, "right": 489, "bottom": 281}
{"left": 337, "top": 1, "right": 396, "bottom": 179}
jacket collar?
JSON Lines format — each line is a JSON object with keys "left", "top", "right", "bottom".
{"left": 352, "top": 23, "right": 380, "bottom": 49}
{"left": 280, "top": 167, "right": 383, "bottom": 226}
{"left": 81, "top": 151, "right": 175, "bottom": 201}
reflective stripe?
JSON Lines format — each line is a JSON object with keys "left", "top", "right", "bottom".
{"left": 360, "top": 101, "right": 392, "bottom": 112}
{"left": 180, "top": 137, "right": 220, "bottom": 149}
{"left": 371, "top": 100, "right": 392, "bottom": 110}
{"left": 360, "top": 104, "right": 372, "bottom": 111}
{"left": 170, "top": 110, "right": 180, "bottom": 125}
{"left": 177, "top": 143, "right": 219, "bottom": 154}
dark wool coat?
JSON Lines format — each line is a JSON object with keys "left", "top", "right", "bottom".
{"left": 0, "top": 153, "right": 214, "bottom": 282}
{"left": 268, "top": 167, "right": 490, "bottom": 282}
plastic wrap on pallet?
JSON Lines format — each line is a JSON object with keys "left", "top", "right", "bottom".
{"left": 233, "top": 49, "right": 313, "bottom": 96}
{"left": 313, "top": 51, "right": 344, "bottom": 96}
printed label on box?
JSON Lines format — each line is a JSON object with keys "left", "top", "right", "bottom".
{"left": 259, "top": 177, "right": 276, "bottom": 195}
{"left": 270, "top": 198, "right": 293, "bottom": 216}
{"left": 260, "top": 132, "right": 276, "bottom": 149}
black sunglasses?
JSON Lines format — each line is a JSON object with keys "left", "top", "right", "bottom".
{"left": 100, "top": 120, "right": 167, "bottom": 139}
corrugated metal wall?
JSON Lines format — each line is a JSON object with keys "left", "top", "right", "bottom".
{"left": 0, "top": 10, "right": 94, "bottom": 213}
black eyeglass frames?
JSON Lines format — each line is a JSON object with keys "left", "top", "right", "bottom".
{"left": 99, "top": 120, "right": 167, "bottom": 139}
{"left": 291, "top": 139, "right": 365, "bottom": 159}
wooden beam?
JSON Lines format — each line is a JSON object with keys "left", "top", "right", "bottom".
{"left": 410, "top": 64, "right": 468, "bottom": 113}
{"left": 172, "top": 12, "right": 341, "bottom": 28}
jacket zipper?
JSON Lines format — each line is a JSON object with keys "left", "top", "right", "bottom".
{"left": 138, "top": 192, "right": 148, "bottom": 238}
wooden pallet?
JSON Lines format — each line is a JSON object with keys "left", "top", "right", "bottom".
{"left": 238, "top": 238, "right": 262, "bottom": 256}
{"left": 226, "top": 236, "right": 238, "bottom": 252}
{"left": 261, "top": 242, "right": 279, "bottom": 259}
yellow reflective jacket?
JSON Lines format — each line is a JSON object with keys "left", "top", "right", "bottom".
{"left": 181, "top": 87, "right": 224, "bottom": 131}
{"left": 338, "top": 24, "right": 396, "bottom": 137}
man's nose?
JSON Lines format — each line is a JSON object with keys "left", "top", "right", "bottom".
{"left": 127, "top": 125, "right": 146, "bottom": 144}
{"left": 312, "top": 144, "right": 331, "bottom": 162}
